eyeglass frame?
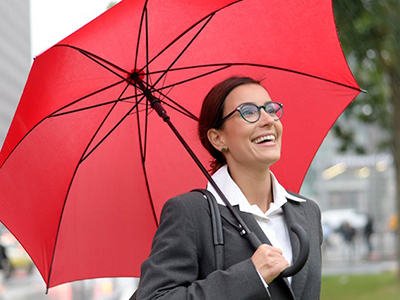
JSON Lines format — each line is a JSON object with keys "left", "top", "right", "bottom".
{"left": 216, "top": 101, "right": 283, "bottom": 127}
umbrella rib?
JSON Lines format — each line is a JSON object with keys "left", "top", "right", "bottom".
{"left": 75, "top": 47, "right": 130, "bottom": 81}
{"left": 125, "top": 14, "right": 217, "bottom": 125}
{"left": 158, "top": 65, "right": 231, "bottom": 91}
{"left": 134, "top": 0, "right": 148, "bottom": 71}
{"left": 134, "top": 1, "right": 164, "bottom": 226}
{"left": 0, "top": 117, "right": 49, "bottom": 170}
{"left": 81, "top": 95, "right": 145, "bottom": 163}
{"left": 131, "top": 77, "right": 200, "bottom": 122}
{"left": 143, "top": 2, "right": 151, "bottom": 160}
{"left": 54, "top": 44, "right": 130, "bottom": 77}
{"left": 53, "top": 44, "right": 140, "bottom": 92}
{"left": 46, "top": 151, "right": 82, "bottom": 290}
{"left": 149, "top": 14, "right": 215, "bottom": 89}
{"left": 0, "top": 81, "right": 128, "bottom": 169}
{"left": 47, "top": 81, "right": 142, "bottom": 288}
{"left": 149, "top": 65, "right": 231, "bottom": 121}
{"left": 138, "top": 11, "right": 160, "bottom": 222}
{"left": 48, "top": 45, "right": 142, "bottom": 120}
{"left": 0, "top": 78, "right": 128, "bottom": 169}
{"left": 162, "top": 100, "right": 198, "bottom": 121}
{"left": 50, "top": 95, "right": 142, "bottom": 118}
{"left": 141, "top": 0, "right": 243, "bottom": 73}
{"left": 151, "top": 65, "right": 231, "bottom": 121}
{"left": 146, "top": 83, "right": 197, "bottom": 120}
{"left": 47, "top": 46, "right": 208, "bottom": 123}
{"left": 153, "top": 62, "right": 364, "bottom": 93}
{"left": 49, "top": 79, "right": 126, "bottom": 117}
{"left": 138, "top": 59, "right": 363, "bottom": 122}
{"left": 145, "top": 4, "right": 150, "bottom": 80}
{"left": 81, "top": 79, "right": 136, "bottom": 160}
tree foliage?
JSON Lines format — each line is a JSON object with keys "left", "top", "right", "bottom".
{"left": 333, "top": 0, "right": 400, "bottom": 280}
{"left": 333, "top": 0, "right": 400, "bottom": 153}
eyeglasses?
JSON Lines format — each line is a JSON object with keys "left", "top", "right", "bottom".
{"left": 217, "top": 101, "right": 283, "bottom": 126}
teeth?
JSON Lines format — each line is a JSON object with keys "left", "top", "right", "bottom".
{"left": 252, "top": 135, "right": 275, "bottom": 144}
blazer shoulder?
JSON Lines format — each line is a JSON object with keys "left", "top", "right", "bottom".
{"left": 286, "top": 190, "right": 321, "bottom": 212}
{"left": 160, "top": 191, "right": 210, "bottom": 219}
{"left": 286, "top": 190, "right": 311, "bottom": 201}
{"left": 167, "top": 190, "right": 209, "bottom": 207}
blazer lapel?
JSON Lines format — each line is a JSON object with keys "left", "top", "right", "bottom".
{"left": 282, "top": 200, "right": 310, "bottom": 300}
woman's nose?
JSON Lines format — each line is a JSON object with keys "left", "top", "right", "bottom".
{"left": 258, "top": 108, "right": 275, "bottom": 126}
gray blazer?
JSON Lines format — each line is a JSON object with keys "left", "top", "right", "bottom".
{"left": 137, "top": 191, "right": 322, "bottom": 300}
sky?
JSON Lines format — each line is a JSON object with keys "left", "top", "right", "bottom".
{"left": 30, "top": 0, "right": 120, "bottom": 56}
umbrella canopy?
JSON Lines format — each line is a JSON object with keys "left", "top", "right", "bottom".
{"left": 0, "top": 0, "right": 361, "bottom": 289}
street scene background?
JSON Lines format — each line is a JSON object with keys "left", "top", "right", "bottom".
{"left": 0, "top": 0, "right": 399, "bottom": 299}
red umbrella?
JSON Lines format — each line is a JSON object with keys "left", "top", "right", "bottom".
{"left": 0, "top": 0, "right": 361, "bottom": 289}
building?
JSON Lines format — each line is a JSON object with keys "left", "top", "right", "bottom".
{"left": 301, "top": 116, "right": 397, "bottom": 259}
{"left": 0, "top": 0, "right": 31, "bottom": 148}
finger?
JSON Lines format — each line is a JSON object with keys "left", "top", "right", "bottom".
{"left": 257, "top": 244, "right": 283, "bottom": 255}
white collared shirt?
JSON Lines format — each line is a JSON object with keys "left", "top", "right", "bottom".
{"left": 207, "top": 165, "right": 305, "bottom": 284}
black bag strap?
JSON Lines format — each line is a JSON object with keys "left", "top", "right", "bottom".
{"left": 129, "top": 189, "right": 225, "bottom": 300}
{"left": 191, "top": 188, "right": 225, "bottom": 270}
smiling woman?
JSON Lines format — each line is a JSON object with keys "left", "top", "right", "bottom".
{"left": 207, "top": 82, "right": 283, "bottom": 179}
{"left": 135, "top": 76, "right": 323, "bottom": 300}
{"left": 198, "top": 77, "right": 274, "bottom": 173}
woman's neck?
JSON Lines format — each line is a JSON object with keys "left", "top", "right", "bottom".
{"left": 228, "top": 164, "right": 273, "bottom": 213}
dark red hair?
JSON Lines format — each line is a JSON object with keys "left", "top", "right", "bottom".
{"left": 198, "top": 76, "right": 262, "bottom": 173}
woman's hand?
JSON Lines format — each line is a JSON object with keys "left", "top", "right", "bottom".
{"left": 251, "top": 244, "right": 289, "bottom": 284}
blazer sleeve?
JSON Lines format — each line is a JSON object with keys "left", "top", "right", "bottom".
{"left": 136, "top": 195, "right": 270, "bottom": 300}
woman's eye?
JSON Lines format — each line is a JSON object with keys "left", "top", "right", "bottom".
{"left": 265, "top": 107, "right": 275, "bottom": 114}
{"left": 241, "top": 106, "right": 257, "bottom": 115}
{"left": 265, "top": 104, "right": 278, "bottom": 114}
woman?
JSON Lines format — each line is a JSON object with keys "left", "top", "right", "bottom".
{"left": 136, "top": 76, "right": 322, "bottom": 299}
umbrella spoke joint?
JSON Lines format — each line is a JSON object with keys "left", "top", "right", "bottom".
{"left": 132, "top": 74, "right": 170, "bottom": 122}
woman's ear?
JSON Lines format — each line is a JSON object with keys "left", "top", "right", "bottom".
{"left": 207, "top": 128, "right": 226, "bottom": 152}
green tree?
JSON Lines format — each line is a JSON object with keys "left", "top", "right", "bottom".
{"left": 333, "top": 0, "right": 400, "bottom": 279}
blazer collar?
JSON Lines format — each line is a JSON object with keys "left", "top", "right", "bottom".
{"left": 208, "top": 165, "right": 305, "bottom": 217}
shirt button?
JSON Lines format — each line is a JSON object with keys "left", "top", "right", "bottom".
{"left": 263, "top": 218, "right": 269, "bottom": 223}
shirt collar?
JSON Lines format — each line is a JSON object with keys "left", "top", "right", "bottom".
{"left": 207, "top": 165, "right": 305, "bottom": 217}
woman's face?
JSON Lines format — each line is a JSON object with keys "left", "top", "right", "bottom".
{"left": 214, "top": 83, "right": 283, "bottom": 171}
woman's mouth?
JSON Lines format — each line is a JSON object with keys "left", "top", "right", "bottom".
{"left": 252, "top": 135, "right": 276, "bottom": 144}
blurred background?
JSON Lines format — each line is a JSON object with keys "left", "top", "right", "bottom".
{"left": 0, "top": 0, "right": 398, "bottom": 299}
